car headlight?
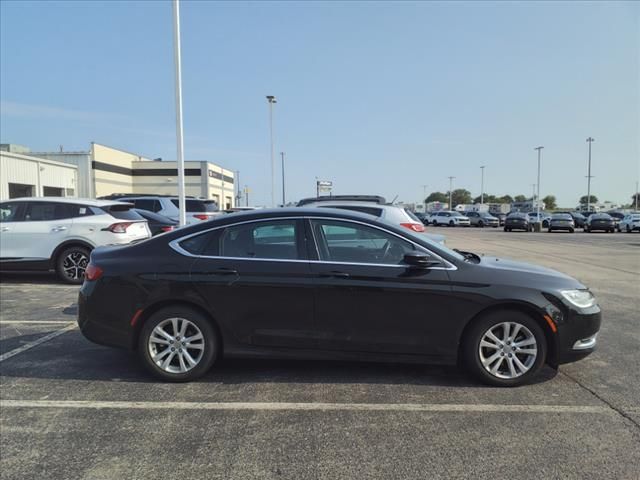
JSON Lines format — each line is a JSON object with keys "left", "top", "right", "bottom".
{"left": 560, "top": 289, "right": 596, "bottom": 309}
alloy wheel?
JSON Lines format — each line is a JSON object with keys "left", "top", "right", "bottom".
{"left": 62, "top": 251, "right": 89, "bottom": 281}
{"left": 148, "top": 317, "right": 205, "bottom": 374}
{"left": 478, "top": 321, "right": 537, "bottom": 379}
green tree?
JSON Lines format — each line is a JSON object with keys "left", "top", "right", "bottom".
{"left": 579, "top": 195, "right": 598, "bottom": 205}
{"left": 425, "top": 191, "right": 448, "bottom": 203}
{"left": 498, "top": 194, "right": 514, "bottom": 204}
{"left": 449, "top": 188, "right": 472, "bottom": 207}
{"left": 514, "top": 195, "right": 527, "bottom": 202}
{"left": 542, "top": 195, "right": 557, "bottom": 210}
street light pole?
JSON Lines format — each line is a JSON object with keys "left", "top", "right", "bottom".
{"left": 480, "top": 166, "right": 485, "bottom": 204}
{"left": 172, "top": 0, "right": 186, "bottom": 226}
{"left": 448, "top": 176, "right": 455, "bottom": 210}
{"left": 266, "top": 95, "right": 277, "bottom": 208}
{"left": 586, "top": 137, "right": 595, "bottom": 212}
{"left": 636, "top": 181, "right": 639, "bottom": 211}
{"left": 280, "top": 152, "right": 286, "bottom": 206}
{"left": 534, "top": 146, "right": 543, "bottom": 220}
{"left": 421, "top": 184, "right": 428, "bottom": 206}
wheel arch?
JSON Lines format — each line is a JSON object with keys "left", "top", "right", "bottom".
{"left": 49, "top": 239, "right": 95, "bottom": 269}
{"left": 132, "top": 299, "right": 224, "bottom": 356}
{"left": 457, "top": 302, "right": 558, "bottom": 366}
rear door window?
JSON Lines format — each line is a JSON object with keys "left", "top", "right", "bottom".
{"left": 220, "top": 220, "right": 301, "bottom": 260}
{"left": 134, "top": 199, "right": 161, "bottom": 212}
{"left": 0, "top": 202, "right": 25, "bottom": 222}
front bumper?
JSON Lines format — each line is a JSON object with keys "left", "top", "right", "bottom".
{"left": 553, "top": 303, "right": 602, "bottom": 365}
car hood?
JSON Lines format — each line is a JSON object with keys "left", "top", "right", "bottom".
{"left": 477, "top": 256, "right": 583, "bottom": 288}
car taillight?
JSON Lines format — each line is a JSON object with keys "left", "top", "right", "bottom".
{"left": 105, "top": 222, "right": 133, "bottom": 233}
{"left": 401, "top": 222, "right": 425, "bottom": 233}
{"left": 84, "top": 264, "right": 103, "bottom": 281}
{"left": 193, "top": 214, "right": 212, "bottom": 221}
{"left": 161, "top": 226, "right": 175, "bottom": 232}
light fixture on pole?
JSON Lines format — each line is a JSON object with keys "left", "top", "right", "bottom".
{"left": 266, "top": 95, "right": 277, "bottom": 208}
{"left": 280, "top": 152, "right": 286, "bottom": 207}
{"left": 480, "top": 166, "right": 485, "bottom": 204}
{"left": 586, "top": 137, "right": 595, "bottom": 212}
{"left": 421, "top": 184, "right": 428, "bottom": 205}
{"left": 172, "top": 0, "right": 186, "bottom": 226}
{"left": 534, "top": 146, "right": 544, "bottom": 221}
{"left": 447, "top": 176, "right": 455, "bottom": 210}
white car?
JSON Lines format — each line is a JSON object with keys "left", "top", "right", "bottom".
{"left": 618, "top": 213, "right": 640, "bottom": 233}
{"left": 105, "top": 195, "right": 220, "bottom": 225}
{"left": 429, "top": 211, "right": 471, "bottom": 227}
{"left": 298, "top": 196, "right": 446, "bottom": 245}
{"left": 0, "top": 197, "right": 151, "bottom": 283}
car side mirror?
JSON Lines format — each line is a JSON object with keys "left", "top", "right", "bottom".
{"left": 403, "top": 253, "right": 441, "bottom": 269}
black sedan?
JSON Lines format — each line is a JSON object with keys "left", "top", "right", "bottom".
{"left": 78, "top": 208, "right": 601, "bottom": 387}
{"left": 503, "top": 212, "right": 531, "bottom": 232}
{"left": 584, "top": 213, "right": 615, "bottom": 233}
{"left": 133, "top": 209, "right": 178, "bottom": 236}
{"left": 547, "top": 213, "right": 575, "bottom": 233}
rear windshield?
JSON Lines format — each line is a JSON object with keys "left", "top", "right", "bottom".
{"left": 592, "top": 214, "right": 612, "bottom": 219}
{"left": 134, "top": 209, "right": 177, "bottom": 223}
{"left": 508, "top": 213, "right": 526, "bottom": 218}
{"left": 552, "top": 214, "right": 572, "bottom": 220}
{"left": 327, "top": 206, "right": 383, "bottom": 217}
{"left": 171, "top": 199, "right": 219, "bottom": 212}
{"left": 99, "top": 204, "right": 145, "bottom": 220}
{"left": 404, "top": 209, "right": 421, "bottom": 222}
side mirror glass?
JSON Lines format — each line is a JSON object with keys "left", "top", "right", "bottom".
{"left": 403, "top": 252, "right": 440, "bottom": 269}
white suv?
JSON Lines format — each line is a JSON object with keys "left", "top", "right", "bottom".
{"left": 429, "top": 211, "right": 471, "bottom": 227}
{"left": 0, "top": 198, "right": 151, "bottom": 283}
{"left": 105, "top": 195, "right": 220, "bottom": 224}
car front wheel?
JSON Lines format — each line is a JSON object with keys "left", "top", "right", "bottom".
{"left": 56, "top": 246, "right": 90, "bottom": 284}
{"left": 462, "top": 310, "right": 547, "bottom": 387}
{"left": 139, "top": 306, "right": 218, "bottom": 382}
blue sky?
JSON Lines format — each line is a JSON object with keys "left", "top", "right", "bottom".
{"left": 1, "top": 0, "right": 638, "bottom": 207}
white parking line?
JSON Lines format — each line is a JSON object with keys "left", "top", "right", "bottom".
{"left": 0, "top": 321, "right": 75, "bottom": 324}
{"left": 0, "top": 399, "right": 613, "bottom": 414}
{"left": 0, "top": 324, "right": 76, "bottom": 363}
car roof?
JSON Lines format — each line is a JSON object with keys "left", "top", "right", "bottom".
{"left": 301, "top": 200, "right": 389, "bottom": 208}
{"left": 1, "top": 197, "right": 131, "bottom": 207}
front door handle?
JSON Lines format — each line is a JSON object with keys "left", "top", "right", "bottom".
{"left": 51, "top": 226, "right": 68, "bottom": 232}
{"left": 319, "top": 271, "right": 350, "bottom": 279}
{"left": 209, "top": 268, "right": 238, "bottom": 276}
{"left": 0, "top": 227, "right": 9, "bottom": 232}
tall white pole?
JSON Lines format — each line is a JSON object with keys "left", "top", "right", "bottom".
{"left": 534, "top": 146, "right": 543, "bottom": 220}
{"left": 480, "top": 166, "right": 485, "bottom": 204}
{"left": 448, "top": 176, "right": 455, "bottom": 210}
{"left": 172, "top": 0, "right": 186, "bottom": 226}
{"left": 636, "top": 181, "right": 639, "bottom": 211}
{"left": 266, "top": 96, "right": 277, "bottom": 208}
{"left": 586, "top": 137, "right": 594, "bottom": 212}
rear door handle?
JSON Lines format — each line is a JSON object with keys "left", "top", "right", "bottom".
{"left": 0, "top": 227, "right": 9, "bottom": 232}
{"left": 209, "top": 268, "right": 238, "bottom": 276}
{"left": 319, "top": 271, "right": 350, "bottom": 279}
{"left": 51, "top": 226, "right": 68, "bottom": 232}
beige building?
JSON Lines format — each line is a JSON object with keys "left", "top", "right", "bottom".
{"left": 30, "top": 142, "right": 235, "bottom": 208}
{"left": 0, "top": 146, "right": 78, "bottom": 199}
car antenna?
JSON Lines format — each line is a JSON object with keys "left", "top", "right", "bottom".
{"left": 390, "top": 195, "right": 399, "bottom": 204}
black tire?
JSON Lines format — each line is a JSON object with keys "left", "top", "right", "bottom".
{"left": 449, "top": 220, "right": 455, "bottom": 227}
{"left": 627, "top": 226, "right": 632, "bottom": 233}
{"left": 478, "top": 221, "right": 484, "bottom": 228}
{"left": 547, "top": 228, "right": 552, "bottom": 233}
{"left": 462, "top": 310, "right": 547, "bottom": 387}
{"left": 569, "top": 228, "right": 575, "bottom": 233}
{"left": 504, "top": 227, "right": 510, "bottom": 232}
{"left": 55, "top": 246, "right": 91, "bottom": 284}
{"left": 138, "top": 306, "right": 219, "bottom": 382}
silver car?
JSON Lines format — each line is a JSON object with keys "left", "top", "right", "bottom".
{"left": 465, "top": 211, "right": 500, "bottom": 228}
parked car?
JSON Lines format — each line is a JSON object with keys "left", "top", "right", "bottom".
{"left": 106, "top": 195, "right": 220, "bottom": 225}
{"left": 504, "top": 212, "right": 531, "bottom": 232}
{"left": 607, "top": 211, "right": 625, "bottom": 230}
{"left": 547, "top": 213, "right": 575, "bottom": 233}
{"left": 79, "top": 207, "right": 601, "bottom": 386}
{"left": 559, "top": 211, "right": 586, "bottom": 228}
{"left": 465, "top": 211, "right": 499, "bottom": 228}
{"left": 0, "top": 198, "right": 150, "bottom": 283}
{"left": 298, "top": 196, "right": 446, "bottom": 245}
{"left": 429, "top": 211, "right": 471, "bottom": 227}
{"left": 414, "top": 212, "right": 429, "bottom": 225}
{"left": 493, "top": 212, "right": 507, "bottom": 226}
{"left": 527, "top": 211, "right": 552, "bottom": 228}
{"left": 584, "top": 213, "right": 615, "bottom": 233}
{"left": 133, "top": 209, "right": 178, "bottom": 236}
{"left": 618, "top": 213, "right": 640, "bottom": 233}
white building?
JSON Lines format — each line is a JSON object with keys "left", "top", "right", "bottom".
{"left": 0, "top": 145, "right": 78, "bottom": 199}
{"left": 28, "top": 142, "right": 236, "bottom": 209}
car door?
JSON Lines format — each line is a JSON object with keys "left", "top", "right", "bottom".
{"left": 308, "top": 218, "right": 454, "bottom": 356}
{"left": 1, "top": 201, "right": 71, "bottom": 263}
{"left": 189, "top": 218, "right": 316, "bottom": 349}
{"left": 0, "top": 201, "right": 27, "bottom": 260}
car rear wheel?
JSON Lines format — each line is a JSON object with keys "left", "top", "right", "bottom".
{"left": 569, "top": 228, "right": 575, "bottom": 233}
{"left": 478, "top": 221, "right": 484, "bottom": 228}
{"left": 56, "top": 246, "right": 90, "bottom": 284}
{"left": 462, "top": 310, "right": 547, "bottom": 387}
{"left": 449, "top": 220, "right": 455, "bottom": 227}
{"left": 139, "top": 306, "right": 218, "bottom": 382}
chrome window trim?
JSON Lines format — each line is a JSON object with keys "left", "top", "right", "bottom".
{"left": 168, "top": 215, "right": 458, "bottom": 271}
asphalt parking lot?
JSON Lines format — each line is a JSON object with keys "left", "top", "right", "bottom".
{"left": 1, "top": 229, "right": 639, "bottom": 479}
